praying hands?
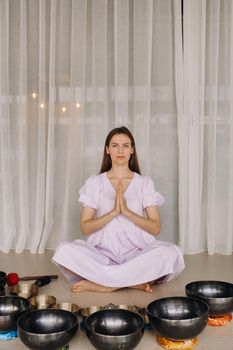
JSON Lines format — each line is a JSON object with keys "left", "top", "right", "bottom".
{"left": 112, "top": 182, "right": 131, "bottom": 217}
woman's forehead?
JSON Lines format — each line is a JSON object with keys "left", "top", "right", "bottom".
{"left": 109, "top": 133, "right": 131, "bottom": 144}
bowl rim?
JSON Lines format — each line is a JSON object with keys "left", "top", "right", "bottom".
{"left": 146, "top": 296, "right": 209, "bottom": 321}
{"left": 185, "top": 280, "right": 233, "bottom": 300}
{"left": 0, "top": 295, "right": 30, "bottom": 315}
{"left": 17, "top": 308, "right": 79, "bottom": 336}
{"left": 84, "top": 308, "right": 144, "bottom": 337}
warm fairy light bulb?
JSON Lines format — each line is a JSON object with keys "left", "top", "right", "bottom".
{"left": 32, "top": 92, "right": 37, "bottom": 99}
{"left": 40, "top": 103, "right": 45, "bottom": 109}
{"left": 76, "top": 102, "right": 81, "bottom": 108}
{"left": 62, "top": 106, "right": 66, "bottom": 113}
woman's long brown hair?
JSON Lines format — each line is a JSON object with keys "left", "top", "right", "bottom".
{"left": 99, "top": 126, "right": 141, "bottom": 174}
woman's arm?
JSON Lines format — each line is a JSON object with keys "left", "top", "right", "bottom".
{"left": 119, "top": 183, "right": 161, "bottom": 235}
{"left": 123, "top": 205, "right": 161, "bottom": 235}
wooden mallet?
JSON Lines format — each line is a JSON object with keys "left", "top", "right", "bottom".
{"left": 6, "top": 272, "right": 58, "bottom": 286}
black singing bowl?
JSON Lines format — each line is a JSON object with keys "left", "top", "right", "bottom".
{"left": 0, "top": 295, "right": 30, "bottom": 331}
{"left": 147, "top": 296, "right": 209, "bottom": 341}
{"left": 185, "top": 280, "right": 233, "bottom": 316}
{"left": 85, "top": 308, "right": 144, "bottom": 350}
{"left": 17, "top": 309, "right": 79, "bottom": 350}
{"left": 0, "top": 284, "right": 5, "bottom": 296}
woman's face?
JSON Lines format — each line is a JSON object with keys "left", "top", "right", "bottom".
{"left": 106, "top": 133, "right": 133, "bottom": 166}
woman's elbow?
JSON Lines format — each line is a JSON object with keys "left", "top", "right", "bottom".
{"left": 151, "top": 222, "right": 161, "bottom": 235}
{"left": 80, "top": 222, "right": 91, "bottom": 235}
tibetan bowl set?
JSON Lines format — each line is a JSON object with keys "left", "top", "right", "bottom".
{"left": 0, "top": 277, "right": 233, "bottom": 349}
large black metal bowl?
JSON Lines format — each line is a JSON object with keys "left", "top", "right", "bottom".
{"left": 85, "top": 308, "right": 144, "bottom": 350}
{"left": 17, "top": 309, "right": 79, "bottom": 350}
{"left": 185, "top": 280, "right": 233, "bottom": 316}
{"left": 147, "top": 296, "right": 209, "bottom": 341}
{"left": 0, "top": 295, "right": 30, "bottom": 331}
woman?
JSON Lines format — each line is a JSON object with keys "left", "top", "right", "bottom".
{"left": 52, "top": 126, "right": 185, "bottom": 292}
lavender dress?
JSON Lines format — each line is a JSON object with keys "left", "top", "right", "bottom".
{"left": 52, "top": 172, "right": 185, "bottom": 287}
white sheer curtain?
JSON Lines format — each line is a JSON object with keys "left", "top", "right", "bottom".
{"left": 0, "top": 0, "right": 182, "bottom": 253}
{"left": 179, "top": 0, "right": 233, "bottom": 254}
{"left": 0, "top": 0, "right": 232, "bottom": 255}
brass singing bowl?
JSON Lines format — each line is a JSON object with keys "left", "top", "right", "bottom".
{"left": 147, "top": 296, "right": 209, "bottom": 341}
{"left": 80, "top": 305, "right": 103, "bottom": 319}
{"left": 85, "top": 308, "right": 144, "bottom": 350}
{"left": 0, "top": 295, "right": 31, "bottom": 331}
{"left": 137, "top": 307, "right": 150, "bottom": 325}
{"left": 52, "top": 302, "right": 80, "bottom": 315}
{"left": 10, "top": 283, "right": 39, "bottom": 299}
{"left": 28, "top": 295, "right": 56, "bottom": 310}
{"left": 17, "top": 309, "right": 79, "bottom": 350}
{"left": 185, "top": 280, "right": 233, "bottom": 316}
{"left": 80, "top": 303, "right": 140, "bottom": 319}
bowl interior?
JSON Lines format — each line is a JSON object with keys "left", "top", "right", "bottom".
{"left": 18, "top": 309, "right": 78, "bottom": 334}
{"left": 0, "top": 296, "right": 30, "bottom": 316}
{"left": 85, "top": 309, "right": 144, "bottom": 336}
{"left": 185, "top": 281, "right": 233, "bottom": 299}
{"left": 147, "top": 297, "right": 208, "bottom": 320}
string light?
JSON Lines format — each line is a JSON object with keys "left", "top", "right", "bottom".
{"left": 30, "top": 94, "right": 81, "bottom": 111}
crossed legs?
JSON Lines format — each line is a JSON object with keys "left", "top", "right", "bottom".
{"left": 71, "top": 279, "right": 154, "bottom": 293}
{"left": 59, "top": 265, "right": 165, "bottom": 293}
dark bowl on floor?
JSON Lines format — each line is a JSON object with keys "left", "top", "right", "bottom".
{"left": 0, "top": 284, "right": 5, "bottom": 296}
{"left": 85, "top": 308, "right": 144, "bottom": 350}
{"left": 185, "top": 280, "right": 233, "bottom": 316}
{"left": 17, "top": 309, "right": 79, "bottom": 350}
{"left": 147, "top": 296, "right": 209, "bottom": 341}
{"left": 0, "top": 295, "right": 31, "bottom": 331}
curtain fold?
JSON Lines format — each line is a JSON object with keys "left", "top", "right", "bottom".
{"left": 178, "top": 0, "right": 206, "bottom": 253}
{"left": 0, "top": 0, "right": 232, "bottom": 254}
{"left": 0, "top": 0, "right": 17, "bottom": 252}
{"left": 179, "top": 0, "right": 233, "bottom": 254}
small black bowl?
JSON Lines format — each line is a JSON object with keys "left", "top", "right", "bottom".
{"left": 17, "top": 309, "right": 79, "bottom": 350}
{"left": 185, "top": 280, "right": 233, "bottom": 316}
{"left": 0, "top": 295, "right": 30, "bottom": 331}
{"left": 147, "top": 296, "right": 209, "bottom": 341}
{"left": 85, "top": 308, "right": 144, "bottom": 350}
{"left": 0, "top": 284, "right": 5, "bottom": 296}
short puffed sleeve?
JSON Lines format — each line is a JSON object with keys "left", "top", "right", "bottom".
{"left": 142, "top": 176, "right": 165, "bottom": 209}
{"left": 78, "top": 175, "right": 100, "bottom": 209}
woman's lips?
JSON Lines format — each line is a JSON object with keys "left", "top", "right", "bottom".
{"left": 116, "top": 156, "right": 125, "bottom": 159}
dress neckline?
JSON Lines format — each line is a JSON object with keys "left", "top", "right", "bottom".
{"left": 104, "top": 171, "right": 135, "bottom": 194}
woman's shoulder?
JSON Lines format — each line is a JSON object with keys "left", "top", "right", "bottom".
{"left": 133, "top": 173, "right": 154, "bottom": 185}
{"left": 134, "top": 173, "right": 164, "bottom": 206}
{"left": 82, "top": 173, "right": 105, "bottom": 187}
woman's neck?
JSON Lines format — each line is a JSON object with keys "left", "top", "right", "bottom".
{"left": 108, "top": 166, "right": 133, "bottom": 179}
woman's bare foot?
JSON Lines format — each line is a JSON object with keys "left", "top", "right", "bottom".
{"left": 71, "top": 279, "right": 119, "bottom": 293}
{"left": 71, "top": 280, "right": 154, "bottom": 293}
{"left": 130, "top": 283, "right": 153, "bottom": 293}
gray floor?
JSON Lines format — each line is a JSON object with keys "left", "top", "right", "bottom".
{"left": 0, "top": 250, "right": 233, "bottom": 349}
